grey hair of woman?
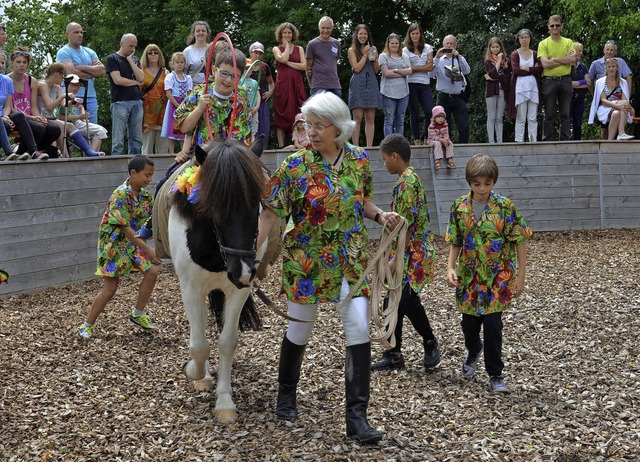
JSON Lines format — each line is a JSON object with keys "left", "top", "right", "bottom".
{"left": 301, "top": 92, "right": 355, "bottom": 147}
{"left": 515, "top": 28, "right": 533, "bottom": 44}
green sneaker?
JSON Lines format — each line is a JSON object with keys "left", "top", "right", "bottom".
{"left": 129, "top": 311, "right": 158, "bottom": 331}
{"left": 78, "top": 323, "right": 94, "bottom": 340}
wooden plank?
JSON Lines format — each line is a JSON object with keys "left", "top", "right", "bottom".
{"left": 0, "top": 203, "right": 103, "bottom": 229}
{"left": 0, "top": 262, "right": 96, "bottom": 295}
{"left": 3, "top": 247, "right": 96, "bottom": 274}
{"left": 0, "top": 232, "right": 96, "bottom": 260}
{"left": 0, "top": 218, "right": 98, "bottom": 245}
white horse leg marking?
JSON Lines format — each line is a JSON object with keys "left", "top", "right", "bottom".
{"left": 213, "top": 285, "right": 251, "bottom": 424}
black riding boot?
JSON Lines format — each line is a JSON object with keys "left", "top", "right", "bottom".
{"left": 275, "top": 335, "right": 306, "bottom": 420}
{"left": 345, "top": 342, "right": 383, "bottom": 443}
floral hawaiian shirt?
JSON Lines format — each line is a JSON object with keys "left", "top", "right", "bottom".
{"left": 391, "top": 166, "right": 435, "bottom": 292}
{"left": 95, "top": 179, "right": 154, "bottom": 278}
{"left": 174, "top": 83, "right": 252, "bottom": 146}
{"left": 445, "top": 191, "right": 532, "bottom": 315}
{"left": 262, "top": 143, "right": 373, "bottom": 304}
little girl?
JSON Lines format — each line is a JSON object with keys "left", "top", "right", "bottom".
{"left": 483, "top": 37, "right": 510, "bottom": 143}
{"left": 426, "top": 106, "right": 455, "bottom": 170}
{"left": 162, "top": 52, "right": 193, "bottom": 155}
{"left": 288, "top": 113, "right": 309, "bottom": 150}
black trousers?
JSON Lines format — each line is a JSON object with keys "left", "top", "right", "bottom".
{"left": 435, "top": 92, "right": 469, "bottom": 143}
{"left": 541, "top": 76, "right": 572, "bottom": 141}
{"left": 461, "top": 312, "right": 503, "bottom": 377}
{"left": 4, "top": 112, "right": 37, "bottom": 154}
{"left": 390, "top": 283, "right": 434, "bottom": 352}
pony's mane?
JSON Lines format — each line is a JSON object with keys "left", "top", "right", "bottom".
{"left": 196, "top": 140, "right": 266, "bottom": 220}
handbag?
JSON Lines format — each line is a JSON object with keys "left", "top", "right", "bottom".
{"left": 142, "top": 68, "right": 163, "bottom": 97}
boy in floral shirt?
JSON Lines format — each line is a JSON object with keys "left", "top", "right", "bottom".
{"left": 445, "top": 154, "right": 532, "bottom": 392}
{"left": 372, "top": 134, "right": 439, "bottom": 371}
{"left": 77, "top": 155, "right": 162, "bottom": 340}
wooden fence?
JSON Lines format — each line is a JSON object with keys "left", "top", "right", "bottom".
{"left": 1, "top": 140, "right": 638, "bottom": 295}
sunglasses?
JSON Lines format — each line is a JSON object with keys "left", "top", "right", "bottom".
{"left": 549, "top": 24, "right": 562, "bottom": 28}
{"left": 13, "top": 50, "right": 31, "bottom": 58}
{"left": 148, "top": 50, "right": 159, "bottom": 55}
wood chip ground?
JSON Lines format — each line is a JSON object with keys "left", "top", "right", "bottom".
{"left": 1, "top": 229, "right": 638, "bottom": 461}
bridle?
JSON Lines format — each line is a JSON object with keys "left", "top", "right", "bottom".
{"left": 212, "top": 212, "right": 259, "bottom": 266}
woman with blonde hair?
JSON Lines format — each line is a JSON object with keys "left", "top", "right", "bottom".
{"left": 141, "top": 44, "right": 168, "bottom": 154}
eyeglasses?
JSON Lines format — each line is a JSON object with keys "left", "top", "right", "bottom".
{"left": 303, "top": 122, "right": 333, "bottom": 132}
{"left": 148, "top": 50, "right": 159, "bottom": 55}
{"left": 217, "top": 68, "right": 235, "bottom": 80}
{"left": 549, "top": 24, "right": 562, "bottom": 28}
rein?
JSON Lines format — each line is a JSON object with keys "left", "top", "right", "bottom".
{"left": 258, "top": 217, "right": 408, "bottom": 342}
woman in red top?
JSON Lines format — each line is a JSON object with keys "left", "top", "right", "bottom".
{"left": 272, "top": 22, "right": 307, "bottom": 148}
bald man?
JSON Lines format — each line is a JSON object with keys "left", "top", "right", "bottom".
{"left": 56, "top": 22, "right": 105, "bottom": 123}
{"left": 105, "top": 34, "right": 145, "bottom": 155}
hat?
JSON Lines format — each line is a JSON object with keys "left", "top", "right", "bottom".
{"left": 293, "top": 113, "right": 305, "bottom": 127}
{"left": 65, "top": 74, "right": 81, "bottom": 85}
{"left": 249, "top": 42, "right": 265, "bottom": 53}
{"left": 432, "top": 105, "right": 446, "bottom": 118}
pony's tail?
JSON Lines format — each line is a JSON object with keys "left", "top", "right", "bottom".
{"left": 208, "top": 290, "right": 262, "bottom": 332}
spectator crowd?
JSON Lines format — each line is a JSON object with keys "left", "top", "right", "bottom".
{"left": 0, "top": 15, "right": 635, "bottom": 161}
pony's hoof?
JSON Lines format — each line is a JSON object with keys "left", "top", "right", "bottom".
{"left": 193, "top": 378, "right": 215, "bottom": 392}
{"left": 183, "top": 360, "right": 206, "bottom": 381}
{"left": 215, "top": 408, "right": 238, "bottom": 424}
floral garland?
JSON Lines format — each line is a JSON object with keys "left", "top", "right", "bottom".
{"left": 172, "top": 165, "right": 201, "bottom": 204}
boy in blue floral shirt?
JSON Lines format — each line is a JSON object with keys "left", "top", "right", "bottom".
{"left": 372, "top": 134, "right": 439, "bottom": 371}
{"left": 445, "top": 154, "right": 532, "bottom": 392}
{"left": 77, "top": 155, "right": 162, "bottom": 340}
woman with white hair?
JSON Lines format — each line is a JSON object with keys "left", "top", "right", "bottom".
{"left": 256, "top": 92, "right": 400, "bottom": 444}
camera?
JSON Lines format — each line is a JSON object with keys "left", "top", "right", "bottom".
{"left": 444, "top": 65, "right": 464, "bottom": 83}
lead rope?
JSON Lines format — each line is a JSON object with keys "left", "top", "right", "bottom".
{"left": 256, "top": 217, "right": 407, "bottom": 344}
{"left": 335, "top": 217, "right": 408, "bottom": 349}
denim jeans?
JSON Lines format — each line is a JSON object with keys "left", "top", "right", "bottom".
{"left": 85, "top": 97, "right": 99, "bottom": 125}
{"left": 408, "top": 83, "right": 433, "bottom": 140}
{"left": 382, "top": 94, "right": 409, "bottom": 136}
{"left": 485, "top": 89, "right": 506, "bottom": 143}
{"left": 111, "top": 100, "right": 143, "bottom": 155}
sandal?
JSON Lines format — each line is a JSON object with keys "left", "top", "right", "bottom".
{"left": 447, "top": 159, "right": 457, "bottom": 169}
{"left": 434, "top": 159, "right": 442, "bottom": 170}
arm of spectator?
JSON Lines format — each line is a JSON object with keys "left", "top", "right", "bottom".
{"left": 273, "top": 43, "right": 291, "bottom": 63}
{"left": 305, "top": 55, "right": 313, "bottom": 85}
{"left": 39, "top": 81, "right": 66, "bottom": 112}
{"left": 484, "top": 59, "right": 500, "bottom": 80}
{"left": 380, "top": 63, "right": 400, "bottom": 78}
{"left": 572, "top": 73, "right": 591, "bottom": 89}
{"left": 263, "top": 74, "right": 275, "bottom": 101}
{"left": 128, "top": 55, "right": 145, "bottom": 84}
{"left": 411, "top": 51, "right": 434, "bottom": 73}
{"left": 109, "top": 69, "right": 140, "bottom": 87}
{"left": 456, "top": 54, "right": 471, "bottom": 74}
{"left": 348, "top": 47, "right": 367, "bottom": 73}
{"left": 625, "top": 74, "right": 633, "bottom": 95}
{"left": 76, "top": 58, "right": 106, "bottom": 77}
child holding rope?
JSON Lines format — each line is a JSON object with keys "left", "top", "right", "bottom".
{"left": 371, "top": 133, "right": 440, "bottom": 371}
{"left": 78, "top": 155, "right": 162, "bottom": 340}
{"left": 174, "top": 47, "right": 252, "bottom": 148}
{"left": 445, "top": 154, "right": 532, "bottom": 392}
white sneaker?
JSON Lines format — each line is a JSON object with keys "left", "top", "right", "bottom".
{"left": 616, "top": 133, "right": 635, "bottom": 140}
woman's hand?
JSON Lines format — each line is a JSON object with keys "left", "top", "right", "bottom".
{"left": 446, "top": 268, "right": 460, "bottom": 288}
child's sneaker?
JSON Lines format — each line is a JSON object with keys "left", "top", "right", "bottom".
{"left": 5, "top": 153, "right": 18, "bottom": 161}
{"left": 78, "top": 323, "right": 94, "bottom": 340}
{"left": 423, "top": 337, "right": 441, "bottom": 369}
{"left": 446, "top": 158, "right": 456, "bottom": 169}
{"left": 129, "top": 311, "right": 158, "bottom": 331}
{"left": 371, "top": 350, "right": 405, "bottom": 371}
{"left": 489, "top": 376, "right": 511, "bottom": 393}
{"left": 17, "top": 153, "right": 31, "bottom": 161}
{"left": 462, "top": 341, "right": 483, "bottom": 378}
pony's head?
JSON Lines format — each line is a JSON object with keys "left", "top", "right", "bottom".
{"left": 195, "top": 139, "right": 266, "bottom": 288}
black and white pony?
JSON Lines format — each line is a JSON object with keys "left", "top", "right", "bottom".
{"left": 160, "top": 139, "right": 276, "bottom": 424}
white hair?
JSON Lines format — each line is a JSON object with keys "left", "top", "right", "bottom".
{"left": 301, "top": 92, "right": 355, "bottom": 147}
{"left": 318, "top": 16, "right": 334, "bottom": 28}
